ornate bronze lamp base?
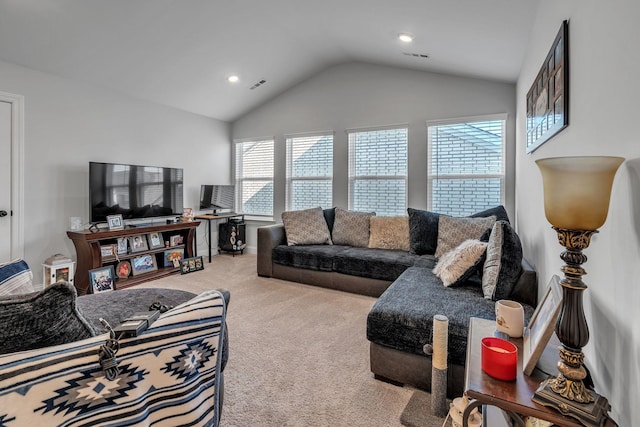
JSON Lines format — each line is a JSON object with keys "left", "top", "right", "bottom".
{"left": 533, "top": 378, "right": 611, "bottom": 427}
{"left": 532, "top": 228, "right": 612, "bottom": 426}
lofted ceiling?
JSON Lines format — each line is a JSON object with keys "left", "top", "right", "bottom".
{"left": 0, "top": 0, "right": 539, "bottom": 122}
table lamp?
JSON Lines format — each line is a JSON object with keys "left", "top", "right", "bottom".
{"left": 533, "top": 156, "right": 624, "bottom": 426}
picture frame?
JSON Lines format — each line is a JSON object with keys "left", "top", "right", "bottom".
{"left": 128, "top": 234, "right": 149, "bottom": 253}
{"left": 194, "top": 256, "right": 204, "bottom": 271}
{"left": 180, "top": 258, "right": 191, "bottom": 274}
{"left": 100, "top": 245, "right": 115, "bottom": 257}
{"left": 88, "top": 265, "right": 116, "bottom": 293}
{"left": 526, "top": 20, "right": 569, "bottom": 153}
{"left": 163, "top": 248, "right": 184, "bottom": 267}
{"left": 131, "top": 254, "right": 158, "bottom": 276}
{"left": 523, "top": 275, "right": 563, "bottom": 376}
{"left": 115, "top": 260, "right": 131, "bottom": 279}
{"left": 147, "top": 231, "right": 164, "bottom": 250}
{"left": 169, "top": 234, "right": 183, "bottom": 247}
{"left": 106, "top": 214, "right": 125, "bottom": 231}
{"left": 116, "top": 237, "right": 128, "bottom": 255}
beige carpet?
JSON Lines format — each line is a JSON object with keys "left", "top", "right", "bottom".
{"left": 142, "top": 254, "right": 417, "bottom": 426}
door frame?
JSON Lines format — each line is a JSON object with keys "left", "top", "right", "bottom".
{"left": 0, "top": 91, "right": 25, "bottom": 260}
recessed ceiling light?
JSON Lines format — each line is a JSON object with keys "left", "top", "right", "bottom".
{"left": 227, "top": 75, "right": 239, "bottom": 83}
{"left": 398, "top": 33, "right": 414, "bottom": 43}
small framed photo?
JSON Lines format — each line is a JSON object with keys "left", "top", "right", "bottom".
{"left": 128, "top": 234, "right": 149, "bottom": 253}
{"left": 88, "top": 265, "right": 116, "bottom": 293}
{"left": 194, "top": 256, "right": 204, "bottom": 271}
{"left": 188, "top": 258, "right": 196, "bottom": 272}
{"left": 116, "top": 260, "right": 131, "bottom": 279}
{"left": 106, "top": 214, "right": 124, "bottom": 231}
{"left": 169, "top": 235, "right": 183, "bottom": 247}
{"left": 180, "top": 259, "right": 191, "bottom": 274}
{"left": 100, "top": 245, "right": 115, "bottom": 257}
{"left": 116, "top": 237, "right": 128, "bottom": 255}
{"left": 523, "top": 275, "right": 563, "bottom": 376}
{"left": 163, "top": 248, "right": 184, "bottom": 267}
{"left": 147, "top": 231, "right": 164, "bottom": 250}
{"left": 131, "top": 254, "right": 158, "bottom": 276}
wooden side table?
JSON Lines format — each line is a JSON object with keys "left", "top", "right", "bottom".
{"left": 463, "top": 317, "right": 585, "bottom": 427}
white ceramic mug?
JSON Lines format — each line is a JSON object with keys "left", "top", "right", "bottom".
{"left": 495, "top": 300, "right": 524, "bottom": 338}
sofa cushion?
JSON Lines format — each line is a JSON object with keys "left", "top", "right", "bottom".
{"left": 469, "top": 205, "right": 510, "bottom": 223}
{"left": 368, "top": 216, "right": 410, "bottom": 251}
{"left": 433, "top": 239, "right": 487, "bottom": 287}
{"left": 0, "top": 282, "right": 96, "bottom": 354}
{"left": 367, "top": 267, "right": 497, "bottom": 365}
{"left": 435, "top": 215, "right": 496, "bottom": 258}
{"left": 0, "top": 259, "right": 35, "bottom": 296}
{"left": 331, "top": 208, "right": 375, "bottom": 247}
{"left": 482, "top": 221, "right": 524, "bottom": 300}
{"left": 333, "top": 247, "right": 427, "bottom": 281}
{"left": 282, "top": 207, "right": 332, "bottom": 245}
{"left": 407, "top": 208, "right": 440, "bottom": 255}
{"left": 273, "top": 244, "right": 350, "bottom": 272}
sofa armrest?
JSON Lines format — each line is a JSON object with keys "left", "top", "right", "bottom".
{"left": 509, "top": 258, "right": 538, "bottom": 308}
{"left": 257, "top": 224, "right": 286, "bottom": 277}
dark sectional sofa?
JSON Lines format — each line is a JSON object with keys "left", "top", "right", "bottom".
{"left": 257, "top": 206, "right": 537, "bottom": 397}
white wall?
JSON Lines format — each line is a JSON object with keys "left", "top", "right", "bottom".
{"left": 0, "top": 59, "right": 231, "bottom": 281}
{"left": 233, "top": 62, "right": 517, "bottom": 248}
{"left": 516, "top": 2, "right": 640, "bottom": 425}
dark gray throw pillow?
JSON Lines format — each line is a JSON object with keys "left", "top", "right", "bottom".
{"left": 482, "top": 221, "right": 524, "bottom": 300}
{"left": 407, "top": 208, "right": 440, "bottom": 255}
{"left": 0, "top": 282, "right": 96, "bottom": 354}
{"left": 470, "top": 205, "right": 510, "bottom": 223}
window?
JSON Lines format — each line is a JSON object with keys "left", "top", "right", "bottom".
{"left": 286, "top": 132, "right": 333, "bottom": 211}
{"left": 427, "top": 116, "right": 505, "bottom": 217}
{"left": 348, "top": 126, "right": 408, "bottom": 216}
{"left": 234, "top": 138, "right": 274, "bottom": 216}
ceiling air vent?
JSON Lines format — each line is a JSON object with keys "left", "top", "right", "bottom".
{"left": 249, "top": 79, "right": 267, "bottom": 90}
{"left": 403, "top": 52, "right": 429, "bottom": 59}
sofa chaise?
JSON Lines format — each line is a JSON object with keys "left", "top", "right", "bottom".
{"left": 257, "top": 206, "right": 537, "bottom": 397}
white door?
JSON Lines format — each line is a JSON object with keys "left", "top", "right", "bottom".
{"left": 0, "top": 101, "right": 12, "bottom": 261}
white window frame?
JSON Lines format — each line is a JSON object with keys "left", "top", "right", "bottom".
{"left": 233, "top": 137, "right": 275, "bottom": 218}
{"left": 347, "top": 124, "right": 408, "bottom": 214}
{"left": 285, "top": 131, "right": 334, "bottom": 211}
{"left": 426, "top": 114, "right": 506, "bottom": 213}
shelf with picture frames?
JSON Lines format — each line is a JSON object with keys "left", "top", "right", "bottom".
{"left": 67, "top": 221, "right": 199, "bottom": 295}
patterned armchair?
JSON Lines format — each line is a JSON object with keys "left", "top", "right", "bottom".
{"left": 0, "top": 282, "right": 227, "bottom": 427}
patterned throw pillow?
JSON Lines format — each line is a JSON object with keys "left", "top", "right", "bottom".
{"left": 282, "top": 207, "right": 333, "bottom": 246}
{"left": 433, "top": 239, "right": 488, "bottom": 287}
{"left": 332, "top": 208, "right": 376, "bottom": 247}
{"left": 368, "top": 216, "right": 410, "bottom": 251}
{"left": 482, "top": 221, "right": 524, "bottom": 300}
{"left": 434, "top": 215, "right": 496, "bottom": 259}
{"left": 0, "top": 259, "right": 35, "bottom": 296}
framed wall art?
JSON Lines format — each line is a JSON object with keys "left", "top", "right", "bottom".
{"left": 522, "top": 275, "right": 563, "bottom": 376}
{"left": 526, "top": 20, "right": 569, "bottom": 153}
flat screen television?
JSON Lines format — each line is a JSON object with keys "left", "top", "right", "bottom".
{"left": 90, "top": 161, "right": 184, "bottom": 223}
{"left": 200, "top": 185, "right": 235, "bottom": 213}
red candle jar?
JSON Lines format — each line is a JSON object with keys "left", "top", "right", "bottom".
{"left": 481, "top": 337, "right": 517, "bottom": 381}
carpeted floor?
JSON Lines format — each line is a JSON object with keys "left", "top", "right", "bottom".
{"left": 143, "top": 254, "right": 437, "bottom": 426}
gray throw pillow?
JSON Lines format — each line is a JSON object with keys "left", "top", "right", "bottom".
{"left": 332, "top": 208, "right": 376, "bottom": 247}
{"left": 407, "top": 208, "right": 440, "bottom": 255}
{"left": 0, "top": 282, "right": 96, "bottom": 354}
{"left": 482, "top": 221, "right": 524, "bottom": 300}
{"left": 435, "top": 215, "right": 496, "bottom": 258}
{"left": 282, "top": 207, "right": 333, "bottom": 246}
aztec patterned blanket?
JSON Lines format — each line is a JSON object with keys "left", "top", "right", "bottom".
{"left": 0, "top": 289, "right": 226, "bottom": 427}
